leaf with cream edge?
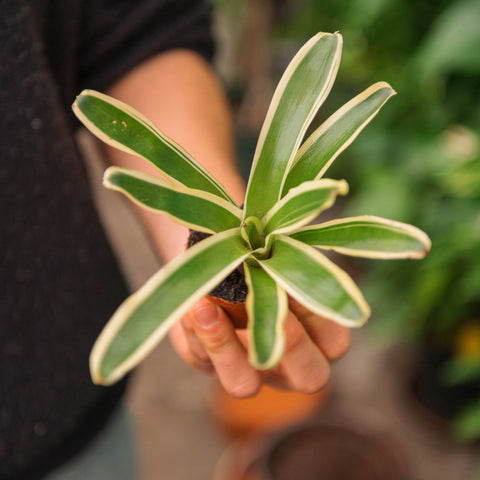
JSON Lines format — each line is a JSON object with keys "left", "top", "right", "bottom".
{"left": 70, "top": 30, "right": 431, "bottom": 385}
{"left": 263, "top": 179, "right": 349, "bottom": 237}
{"left": 90, "top": 229, "right": 251, "bottom": 385}
{"left": 291, "top": 215, "right": 432, "bottom": 259}
{"left": 282, "top": 82, "right": 396, "bottom": 195}
{"left": 244, "top": 32, "right": 343, "bottom": 219}
{"left": 244, "top": 262, "right": 288, "bottom": 369}
{"left": 104, "top": 166, "right": 242, "bottom": 234}
{"left": 258, "top": 236, "right": 371, "bottom": 327}
{"left": 73, "top": 90, "right": 235, "bottom": 204}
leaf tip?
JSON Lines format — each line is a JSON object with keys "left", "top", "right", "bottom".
{"left": 331, "top": 31, "right": 343, "bottom": 43}
{"left": 418, "top": 232, "right": 432, "bottom": 258}
{"left": 337, "top": 179, "right": 349, "bottom": 196}
{"left": 90, "top": 370, "right": 106, "bottom": 385}
{"left": 354, "top": 294, "right": 372, "bottom": 327}
{"left": 89, "top": 357, "right": 108, "bottom": 385}
{"left": 406, "top": 225, "right": 432, "bottom": 259}
{"left": 102, "top": 166, "right": 116, "bottom": 189}
{"left": 89, "top": 333, "right": 118, "bottom": 386}
{"left": 374, "top": 80, "right": 396, "bottom": 94}
{"left": 248, "top": 352, "right": 282, "bottom": 371}
{"left": 359, "top": 309, "right": 371, "bottom": 327}
{"left": 310, "top": 31, "right": 343, "bottom": 51}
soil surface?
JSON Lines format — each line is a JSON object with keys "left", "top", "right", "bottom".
{"left": 187, "top": 230, "right": 248, "bottom": 303}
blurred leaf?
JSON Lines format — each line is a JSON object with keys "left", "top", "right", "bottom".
{"left": 345, "top": 168, "right": 414, "bottom": 220}
{"left": 218, "top": 0, "right": 480, "bottom": 351}
{"left": 345, "top": 0, "right": 396, "bottom": 28}
{"left": 452, "top": 396, "right": 480, "bottom": 442}
{"left": 442, "top": 357, "right": 480, "bottom": 386}
{"left": 415, "top": 0, "right": 480, "bottom": 77}
{"left": 438, "top": 156, "right": 480, "bottom": 199}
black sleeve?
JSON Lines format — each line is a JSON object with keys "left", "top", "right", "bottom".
{"left": 76, "top": 0, "right": 215, "bottom": 93}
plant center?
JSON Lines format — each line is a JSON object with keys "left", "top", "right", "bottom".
{"left": 241, "top": 216, "right": 264, "bottom": 250}
{"left": 241, "top": 217, "right": 274, "bottom": 260}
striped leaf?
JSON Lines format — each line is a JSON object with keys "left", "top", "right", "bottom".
{"left": 73, "top": 90, "right": 235, "bottom": 204}
{"left": 90, "top": 229, "right": 251, "bottom": 385}
{"left": 244, "top": 262, "right": 288, "bottom": 370}
{"left": 291, "top": 215, "right": 431, "bottom": 259}
{"left": 263, "top": 179, "right": 348, "bottom": 236}
{"left": 257, "top": 236, "right": 370, "bottom": 327}
{"left": 282, "top": 82, "right": 396, "bottom": 195}
{"left": 104, "top": 167, "right": 242, "bottom": 233}
{"left": 244, "top": 32, "right": 343, "bottom": 219}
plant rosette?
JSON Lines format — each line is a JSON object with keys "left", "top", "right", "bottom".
{"left": 72, "top": 31, "right": 431, "bottom": 385}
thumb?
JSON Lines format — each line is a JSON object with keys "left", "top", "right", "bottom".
{"left": 191, "top": 297, "right": 222, "bottom": 329}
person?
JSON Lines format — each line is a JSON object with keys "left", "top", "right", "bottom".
{"left": 0, "top": 1, "right": 350, "bottom": 478}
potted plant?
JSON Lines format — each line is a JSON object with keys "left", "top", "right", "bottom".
{"left": 72, "top": 31, "right": 430, "bottom": 386}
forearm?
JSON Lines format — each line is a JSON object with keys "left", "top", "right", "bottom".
{"left": 105, "top": 49, "right": 245, "bottom": 262}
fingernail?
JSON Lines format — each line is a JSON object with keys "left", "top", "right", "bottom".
{"left": 193, "top": 299, "right": 220, "bottom": 329}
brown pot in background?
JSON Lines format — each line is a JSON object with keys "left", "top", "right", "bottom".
{"left": 214, "top": 411, "right": 410, "bottom": 480}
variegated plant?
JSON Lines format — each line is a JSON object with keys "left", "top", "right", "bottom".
{"left": 73, "top": 32, "right": 430, "bottom": 385}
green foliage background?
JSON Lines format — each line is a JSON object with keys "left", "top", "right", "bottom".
{"left": 215, "top": 0, "right": 480, "bottom": 440}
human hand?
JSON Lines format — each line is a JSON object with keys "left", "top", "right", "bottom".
{"left": 169, "top": 296, "right": 351, "bottom": 398}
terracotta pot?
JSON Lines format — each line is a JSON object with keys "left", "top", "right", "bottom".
{"left": 210, "top": 382, "right": 330, "bottom": 439}
{"left": 208, "top": 295, "right": 249, "bottom": 329}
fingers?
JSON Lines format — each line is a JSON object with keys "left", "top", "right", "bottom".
{"left": 169, "top": 321, "right": 214, "bottom": 374}
{"left": 170, "top": 296, "right": 351, "bottom": 398}
{"left": 185, "top": 298, "right": 262, "bottom": 398}
{"left": 288, "top": 298, "right": 351, "bottom": 361}
{"left": 266, "top": 311, "right": 331, "bottom": 394}
{"left": 305, "top": 316, "right": 351, "bottom": 360}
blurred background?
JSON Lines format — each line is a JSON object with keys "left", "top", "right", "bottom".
{"left": 214, "top": 0, "right": 480, "bottom": 363}
{"left": 97, "top": 1, "right": 480, "bottom": 479}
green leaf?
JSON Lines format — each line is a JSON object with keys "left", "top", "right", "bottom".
{"left": 244, "top": 32, "right": 342, "bottom": 219}
{"left": 245, "top": 262, "right": 288, "bottom": 370}
{"left": 90, "top": 229, "right": 251, "bottom": 385}
{"left": 441, "top": 356, "right": 480, "bottom": 386}
{"left": 104, "top": 167, "right": 242, "bottom": 233}
{"left": 263, "top": 179, "right": 348, "bottom": 236}
{"left": 282, "top": 82, "right": 395, "bottom": 194}
{"left": 241, "top": 216, "right": 265, "bottom": 251}
{"left": 291, "top": 215, "right": 431, "bottom": 259}
{"left": 257, "top": 236, "right": 370, "bottom": 327}
{"left": 415, "top": 0, "right": 480, "bottom": 77}
{"left": 73, "top": 90, "right": 235, "bottom": 204}
{"left": 453, "top": 396, "right": 480, "bottom": 442}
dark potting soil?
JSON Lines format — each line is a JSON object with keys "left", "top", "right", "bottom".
{"left": 187, "top": 230, "right": 248, "bottom": 303}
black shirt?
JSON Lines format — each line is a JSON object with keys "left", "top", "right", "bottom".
{"left": 0, "top": 1, "right": 214, "bottom": 478}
